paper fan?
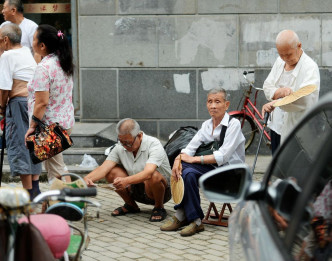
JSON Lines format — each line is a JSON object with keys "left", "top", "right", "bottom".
{"left": 273, "top": 85, "right": 317, "bottom": 107}
{"left": 171, "top": 175, "right": 184, "bottom": 204}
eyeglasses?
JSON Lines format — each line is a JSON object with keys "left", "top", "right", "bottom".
{"left": 118, "top": 135, "right": 137, "bottom": 148}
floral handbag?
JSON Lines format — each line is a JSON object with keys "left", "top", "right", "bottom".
{"left": 26, "top": 116, "right": 73, "bottom": 164}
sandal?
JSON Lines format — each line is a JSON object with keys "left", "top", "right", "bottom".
{"left": 111, "top": 203, "right": 140, "bottom": 216}
{"left": 149, "top": 207, "right": 167, "bottom": 222}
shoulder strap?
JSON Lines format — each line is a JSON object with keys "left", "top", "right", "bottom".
{"left": 218, "top": 116, "right": 233, "bottom": 147}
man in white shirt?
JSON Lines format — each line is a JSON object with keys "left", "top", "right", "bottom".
{"left": 84, "top": 118, "right": 172, "bottom": 222}
{"left": 161, "top": 88, "right": 245, "bottom": 236}
{"left": 1, "top": 0, "right": 38, "bottom": 57}
{"left": 262, "top": 30, "right": 320, "bottom": 153}
{"left": 0, "top": 23, "right": 41, "bottom": 199}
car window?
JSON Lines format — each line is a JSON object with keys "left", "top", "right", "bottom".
{"left": 267, "top": 110, "right": 332, "bottom": 189}
{"left": 262, "top": 107, "right": 332, "bottom": 250}
{"left": 290, "top": 166, "right": 332, "bottom": 260}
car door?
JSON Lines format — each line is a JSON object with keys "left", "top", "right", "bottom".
{"left": 260, "top": 95, "right": 332, "bottom": 260}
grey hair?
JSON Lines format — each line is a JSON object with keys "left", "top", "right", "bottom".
{"left": 6, "top": 0, "right": 24, "bottom": 13}
{"left": 0, "top": 23, "right": 21, "bottom": 44}
{"left": 116, "top": 118, "right": 141, "bottom": 137}
{"left": 207, "top": 88, "right": 229, "bottom": 101}
{"left": 276, "top": 30, "right": 300, "bottom": 49}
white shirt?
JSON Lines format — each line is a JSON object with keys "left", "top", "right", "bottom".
{"left": 263, "top": 51, "right": 320, "bottom": 141}
{"left": 267, "top": 69, "right": 293, "bottom": 135}
{"left": 1, "top": 18, "right": 37, "bottom": 53}
{"left": 0, "top": 46, "right": 36, "bottom": 90}
{"left": 106, "top": 132, "right": 171, "bottom": 182}
{"left": 181, "top": 113, "right": 245, "bottom": 167}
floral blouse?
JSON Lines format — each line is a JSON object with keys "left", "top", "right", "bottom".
{"left": 27, "top": 53, "right": 74, "bottom": 130}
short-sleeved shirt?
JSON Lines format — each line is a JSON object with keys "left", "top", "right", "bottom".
{"left": 1, "top": 18, "right": 37, "bottom": 54}
{"left": 106, "top": 132, "right": 171, "bottom": 183}
{"left": 27, "top": 53, "right": 75, "bottom": 130}
{"left": 0, "top": 46, "right": 36, "bottom": 90}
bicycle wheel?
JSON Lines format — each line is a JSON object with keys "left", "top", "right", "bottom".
{"left": 232, "top": 113, "right": 257, "bottom": 150}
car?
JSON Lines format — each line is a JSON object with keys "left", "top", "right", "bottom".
{"left": 199, "top": 93, "right": 332, "bottom": 261}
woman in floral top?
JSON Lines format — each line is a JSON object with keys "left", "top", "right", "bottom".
{"left": 25, "top": 24, "right": 74, "bottom": 182}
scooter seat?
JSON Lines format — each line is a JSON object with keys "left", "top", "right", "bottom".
{"left": 19, "top": 214, "right": 70, "bottom": 259}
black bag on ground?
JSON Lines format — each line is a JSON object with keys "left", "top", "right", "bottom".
{"left": 164, "top": 126, "right": 198, "bottom": 167}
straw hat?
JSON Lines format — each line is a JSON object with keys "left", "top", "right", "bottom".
{"left": 273, "top": 85, "right": 317, "bottom": 107}
{"left": 171, "top": 175, "right": 184, "bottom": 204}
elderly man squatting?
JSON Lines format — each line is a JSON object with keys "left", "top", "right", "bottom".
{"left": 160, "top": 88, "right": 245, "bottom": 237}
{"left": 0, "top": 24, "right": 41, "bottom": 199}
{"left": 84, "top": 118, "right": 172, "bottom": 222}
{"left": 262, "top": 30, "right": 320, "bottom": 153}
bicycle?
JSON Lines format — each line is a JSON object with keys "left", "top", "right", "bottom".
{"left": 229, "top": 71, "right": 271, "bottom": 150}
{"left": 0, "top": 184, "right": 100, "bottom": 261}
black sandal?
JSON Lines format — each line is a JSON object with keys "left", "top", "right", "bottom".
{"left": 149, "top": 207, "right": 167, "bottom": 222}
{"left": 111, "top": 203, "right": 140, "bottom": 216}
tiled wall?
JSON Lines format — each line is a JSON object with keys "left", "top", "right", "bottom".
{"left": 78, "top": 0, "right": 332, "bottom": 153}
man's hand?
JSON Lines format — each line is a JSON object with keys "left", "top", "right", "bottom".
{"left": 113, "top": 177, "right": 129, "bottom": 190}
{"left": 84, "top": 177, "right": 96, "bottom": 187}
{"left": 274, "top": 87, "right": 293, "bottom": 99}
{"left": 262, "top": 100, "right": 277, "bottom": 116}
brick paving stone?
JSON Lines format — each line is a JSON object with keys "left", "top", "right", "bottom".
{"left": 160, "top": 252, "right": 183, "bottom": 260}
{"left": 107, "top": 245, "right": 126, "bottom": 253}
{"left": 204, "top": 248, "right": 225, "bottom": 257}
{"left": 182, "top": 253, "right": 204, "bottom": 260}
{"left": 86, "top": 245, "right": 105, "bottom": 252}
{"left": 122, "top": 251, "right": 143, "bottom": 259}
{"left": 201, "top": 254, "right": 224, "bottom": 261}
{"left": 190, "top": 244, "right": 210, "bottom": 251}
{"left": 208, "top": 239, "right": 229, "bottom": 246}
{"left": 166, "top": 242, "right": 190, "bottom": 250}
{"left": 141, "top": 252, "right": 162, "bottom": 259}
{"left": 147, "top": 242, "right": 169, "bottom": 249}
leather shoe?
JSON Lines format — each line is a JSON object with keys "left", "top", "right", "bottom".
{"left": 160, "top": 216, "right": 188, "bottom": 231}
{"left": 180, "top": 222, "right": 204, "bottom": 237}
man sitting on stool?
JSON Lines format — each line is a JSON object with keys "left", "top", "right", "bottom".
{"left": 160, "top": 88, "right": 245, "bottom": 236}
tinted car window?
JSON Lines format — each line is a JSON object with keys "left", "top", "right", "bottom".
{"left": 268, "top": 110, "right": 332, "bottom": 189}
{"left": 264, "top": 107, "right": 332, "bottom": 248}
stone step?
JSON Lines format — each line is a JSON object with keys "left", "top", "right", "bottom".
{"left": 0, "top": 147, "right": 109, "bottom": 166}
{"left": 70, "top": 122, "right": 117, "bottom": 148}
{"left": 0, "top": 164, "right": 95, "bottom": 183}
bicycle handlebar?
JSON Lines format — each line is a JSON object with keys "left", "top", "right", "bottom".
{"left": 62, "top": 187, "right": 97, "bottom": 197}
{"left": 33, "top": 188, "right": 97, "bottom": 204}
{"left": 242, "top": 70, "right": 264, "bottom": 91}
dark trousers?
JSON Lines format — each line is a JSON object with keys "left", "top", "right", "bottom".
{"left": 270, "top": 129, "right": 281, "bottom": 155}
{"left": 174, "top": 162, "right": 215, "bottom": 222}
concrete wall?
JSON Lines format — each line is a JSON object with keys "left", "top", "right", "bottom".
{"left": 77, "top": 0, "right": 332, "bottom": 153}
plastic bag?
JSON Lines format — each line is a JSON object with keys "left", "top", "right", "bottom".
{"left": 79, "top": 154, "right": 99, "bottom": 168}
{"left": 164, "top": 126, "right": 198, "bottom": 168}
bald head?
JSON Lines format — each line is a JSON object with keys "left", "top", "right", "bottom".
{"left": 276, "top": 30, "right": 300, "bottom": 49}
{"left": 116, "top": 118, "right": 141, "bottom": 137}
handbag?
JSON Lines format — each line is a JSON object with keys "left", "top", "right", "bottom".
{"left": 26, "top": 115, "right": 73, "bottom": 164}
{"left": 195, "top": 116, "right": 232, "bottom": 156}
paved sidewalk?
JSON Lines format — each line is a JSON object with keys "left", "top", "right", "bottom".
{"left": 3, "top": 155, "right": 271, "bottom": 261}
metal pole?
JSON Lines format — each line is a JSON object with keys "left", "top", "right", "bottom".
{"left": 252, "top": 112, "right": 269, "bottom": 174}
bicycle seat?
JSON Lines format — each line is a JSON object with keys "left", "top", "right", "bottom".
{"left": 19, "top": 214, "right": 70, "bottom": 259}
{"left": 46, "top": 202, "right": 84, "bottom": 221}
